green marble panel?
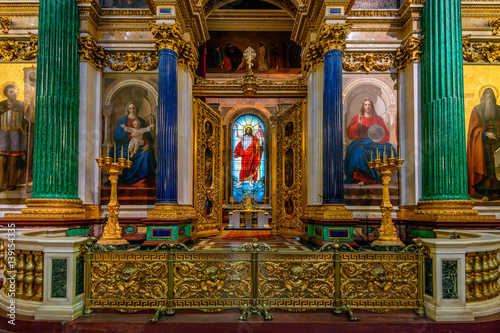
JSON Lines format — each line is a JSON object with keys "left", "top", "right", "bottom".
{"left": 51, "top": 259, "right": 67, "bottom": 298}
{"left": 76, "top": 256, "right": 84, "bottom": 296}
{"left": 425, "top": 257, "right": 433, "bottom": 297}
{"left": 442, "top": 260, "right": 458, "bottom": 299}
{"left": 66, "top": 228, "right": 89, "bottom": 237}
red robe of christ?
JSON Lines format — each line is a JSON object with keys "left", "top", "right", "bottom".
{"left": 233, "top": 135, "right": 263, "bottom": 182}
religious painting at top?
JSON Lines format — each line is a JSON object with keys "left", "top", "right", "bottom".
{"left": 463, "top": 65, "right": 500, "bottom": 203}
{"left": 232, "top": 115, "right": 265, "bottom": 201}
{"left": 352, "top": 0, "right": 400, "bottom": 9}
{"left": 205, "top": 31, "right": 302, "bottom": 74}
{"left": 342, "top": 75, "right": 398, "bottom": 203}
{"left": 100, "top": 76, "right": 158, "bottom": 204}
{"left": 0, "top": 63, "right": 36, "bottom": 201}
{"left": 98, "top": 0, "right": 148, "bottom": 9}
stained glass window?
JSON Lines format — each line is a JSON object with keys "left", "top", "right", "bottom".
{"left": 232, "top": 115, "right": 265, "bottom": 201}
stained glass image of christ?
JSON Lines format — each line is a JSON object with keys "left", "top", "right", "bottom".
{"left": 232, "top": 115, "right": 265, "bottom": 201}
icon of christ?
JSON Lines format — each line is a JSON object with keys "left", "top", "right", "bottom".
{"left": 233, "top": 123, "right": 264, "bottom": 187}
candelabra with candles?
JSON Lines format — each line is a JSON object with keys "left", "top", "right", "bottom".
{"left": 96, "top": 147, "right": 132, "bottom": 245}
{"left": 367, "top": 147, "right": 405, "bottom": 246}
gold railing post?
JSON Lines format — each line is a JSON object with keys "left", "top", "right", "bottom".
{"left": 333, "top": 244, "right": 342, "bottom": 314}
{"left": 166, "top": 250, "right": 175, "bottom": 315}
{"left": 416, "top": 247, "right": 425, "bottom": 316}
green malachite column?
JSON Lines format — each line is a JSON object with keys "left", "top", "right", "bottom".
{"left": 18, "top": 0, "right": 84, "bottom": 218}
{"left": 419, "top": 0, "right": 477, "bottom": 216}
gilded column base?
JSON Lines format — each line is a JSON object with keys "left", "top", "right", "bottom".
{"left": 303, "top": 204, "right": 353, "bottom": 220}
{"left": 5, "top": 198, "right": 85, "bottom": 219}
{"left": 416, "top": 200, "right": 487, "bottom": 220}
{"left": 148, "top": 203, "right": 197, "bottom": 219}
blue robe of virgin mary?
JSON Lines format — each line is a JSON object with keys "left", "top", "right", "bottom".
{"left": 109, "top": 116, "right": 157, "bottom": 185}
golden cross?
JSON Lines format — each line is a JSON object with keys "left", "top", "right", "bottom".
{"left": 243, "top": 47, "right": 256, "bottom": 73}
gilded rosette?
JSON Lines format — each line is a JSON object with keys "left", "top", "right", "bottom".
{"left": 149, "top": 22, "right": 186, "bottom": 54}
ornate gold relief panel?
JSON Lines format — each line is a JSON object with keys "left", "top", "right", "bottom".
{"left": 194, "top": 98, "right": 222, "bottom": 237}
{"left": 275, "top": 99, "right": 305, "bottom": 236}
{"left": 173, "top": 252, "right": 252, "bottom": 308}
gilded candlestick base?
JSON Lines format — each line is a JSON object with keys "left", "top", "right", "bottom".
{"left": 96, "top": 157, "right": 132, "bottom": 245}
{"left": 368, "top": 156, "right": 404, "bottom": 246}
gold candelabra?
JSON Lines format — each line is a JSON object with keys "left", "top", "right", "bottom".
{"left": 96, "top": 148, "right": 132, "bottom": 245}
{"left": 368, "top": 147, "right": 404, "bottom": 246}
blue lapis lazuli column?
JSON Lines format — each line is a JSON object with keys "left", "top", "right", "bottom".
{"left": 322, "top": 48, "right": 344, "bottom": 204}
{"left": 157, "top": 48, "right": 178, "bottom": 203}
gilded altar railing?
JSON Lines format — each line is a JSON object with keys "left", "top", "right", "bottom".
{"left": 83, "top": 240, "right": 425, "bottom": 321}
{"left": 465, "top": 250, "right": 500, "bottom": 302}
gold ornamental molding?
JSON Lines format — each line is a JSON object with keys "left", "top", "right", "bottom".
{"left": 5, "top": 198, "right": 85, "bottom": 219}
{"left": 343, "top": 53, "right": 394, "bottom": 72}
{"left": 316, "top": 22, "right": 353, "bottom": 53}
{"left": 147, "top": 203, "right": 197, "bottom": 219}
{"left": 0, "top": 16, "right": 12, "bottom": 34}
{"left": 303, "top": 205, "right": 353, "bottom": 220}
{"left": 149, "top": 22, "right": 186, "bottom": 54}
{"left": 78, "top": 33, "right": 200, "bottom": 72}
{"left": 194, "top": 74, "right": 306, "bottom": 97}
{"left": 0, "top": 32, "right": 37, "bottom": 61}
{"left": 463, "top": 35, "right": 500, "bottom": 63}
{"left": 107, "top": 52, "right": 158, "bottom": 71}
{"left": 395, "top": 36, "right": 424, "bottom": 70}
{"left": 490, "top": 18, "right": 500, "bottom": 35}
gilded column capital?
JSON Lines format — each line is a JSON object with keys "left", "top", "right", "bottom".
{"left": 177, "top": 42, "right": 199, "bottom": 73}
{"left": 302, "top": 41, "right": 324, "bottom": 72}
{"left": 463, "top": 35, "right": 500, "bottom": 63}
{"left": 77, "top": 35, "right": 107, "bottom": 70}
{"left": 150, "top": 22, "right": 186, "bottom": 54}
{"left": 490, "top": 18, "right": 500, "bottom": 35}
{"left": 317, "top": 22, "right": 353, "bottom": 54}
{"left": 395, "top": 36, "right": 424, "bottom": 70}
{"left": 0, "top": 16, "right": 12, "bottom": 34}
{"left": 0, "top": 33, "right": 37, "bottom": 61}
